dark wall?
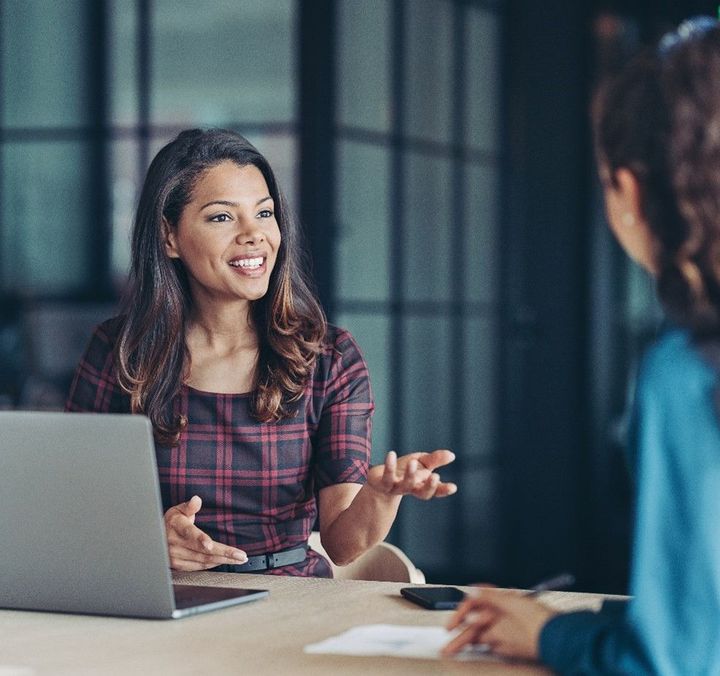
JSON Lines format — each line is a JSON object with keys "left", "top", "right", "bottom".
{"left": 499, "top": 0, "right": 594, "bottom": 588}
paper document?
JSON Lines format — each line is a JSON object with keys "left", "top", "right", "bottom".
{"left": 304, "top": 624, "right": 495, "bottom": 661}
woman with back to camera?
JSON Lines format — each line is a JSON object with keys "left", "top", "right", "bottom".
{"left": 443, "top": 17, "right": 720, "bottom": 673}
{"left": 67, "top": 128, "right": 456, "bottom": 576}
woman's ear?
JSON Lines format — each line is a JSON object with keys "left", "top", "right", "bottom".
{"left": 614, "top": 168, "right": 644, "bottom": 224}
{"left": 605, "top": 168, "right": 658, "bottom": 274}
{"left": 162, "top": 216, "right": 180, "bottom": 259}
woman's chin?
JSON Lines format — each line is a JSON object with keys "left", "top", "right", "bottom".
{"left": 241, "top": 286, "right": 270, "bottom": 302}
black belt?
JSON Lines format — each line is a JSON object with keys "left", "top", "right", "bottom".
{"left": 215, "top": 544, "right": 307, "bottom": 573}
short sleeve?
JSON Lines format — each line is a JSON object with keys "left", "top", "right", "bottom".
{"left": 65, "top": 318, "right": 130, "bottom": 413}
{"left": 312, "top": 328, "right": 374, "bottom": 490}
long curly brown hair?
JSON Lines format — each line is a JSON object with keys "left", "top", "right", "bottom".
{"left": 115, "top": 129, "right": 326, "bottom": 444}
{"left": 593, "top": 17, "right": 720, "bottom": 337}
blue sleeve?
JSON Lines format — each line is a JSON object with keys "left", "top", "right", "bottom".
{"left": 541, "top": 331, "right": 720, "bottom": 674}
{"left": 540, "top": 603, "right": 650, "bottom": 675}
{"left": 627, "top": 334, "right": 720, "bottom": 672}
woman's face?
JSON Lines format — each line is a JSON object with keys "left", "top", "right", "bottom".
{"left": 164, "top": 161, "right": 282, "bottom": 308}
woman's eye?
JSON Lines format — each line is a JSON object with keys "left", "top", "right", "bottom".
{"left": 209, "top": 213, "right": 231, "bottom": 222}
{"left": 258, "top": 209, "right": 274, "bottom": 219}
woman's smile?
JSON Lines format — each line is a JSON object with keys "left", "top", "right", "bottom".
{"left": 228, "top": 254, "right": 268, "bottom": 277}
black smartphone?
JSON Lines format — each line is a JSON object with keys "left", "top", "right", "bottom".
{"left": 400, "top": 586, "right": 467, "bottom": 610}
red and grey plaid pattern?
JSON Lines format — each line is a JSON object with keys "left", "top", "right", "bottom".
{"left": 66, "top": 317, "right": 374, "bottom": 577}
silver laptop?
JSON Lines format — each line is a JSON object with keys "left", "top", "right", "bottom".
{"left": 0, "top": 411, "right": 268, "bottom": 619}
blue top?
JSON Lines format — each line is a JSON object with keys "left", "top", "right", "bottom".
{"left": 540, "top": 328, "right": 720, "bottom": 674}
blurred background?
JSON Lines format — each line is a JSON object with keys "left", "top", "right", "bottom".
{"left": 0, "top": 0, "right": 716, "bottom": 592}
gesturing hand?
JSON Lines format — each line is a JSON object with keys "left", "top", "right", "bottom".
{"left": 367, "top": 450, "right": 457, "bottom": 500}
{"left": 164, "top": 495, "right": 248, "bottom": 571}
{"left": 441, "top": 589, "right": 557, "bottom": 660}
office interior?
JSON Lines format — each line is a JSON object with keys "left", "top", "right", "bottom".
{"left": 0, "top": 0, "right": 714, "bottom": 593}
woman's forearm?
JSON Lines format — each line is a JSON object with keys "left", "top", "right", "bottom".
{"left": 321, "top": 484, "right": 402, "bottom": 565}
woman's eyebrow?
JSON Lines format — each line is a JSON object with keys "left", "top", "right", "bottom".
{"left": 200, "top": 199, "right": 239, "bottom": 210}
{"left": 199, "top": 196, "right": 273, "bottom": 210}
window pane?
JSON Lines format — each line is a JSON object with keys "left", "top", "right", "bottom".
{"left": 404, "top": 0, "right": 453, "bottom": 143}
{"left": 2, "top": 0, "right": 90, "bottom": 128}
{"left": 465, "top": 163, "right": 499, "bottom": 304}
{"left": 148, "top": 132, "right": 177, "bottom": 163}
{"left": 1, "top": 142, "right": 92, "bottom": 293}
{"left": 335, "top": 312, "right": 391, "bottom": 464}
{"left": 402, "top": 152, "right": 452, "bottom": 301}
{"left": 463, "top": 317, "right": 497, "bottom": 459}
{"left": 400, "top": 487, "right": 455, "bottom": 572}
{"left": 465, "top": 8, "right": 501, "bottom": 152}
{"left": 337, "top": 141, "right": 391, "bottom": 302}
{"left": 109, "top": 0, "right": 139, "bottom": 126}
{"left": 401, "top": 316, "right": 452, "bottom": 450}
{"left": 247, "top": 133, "right": 299, "bottom": 214}
{"left": 151, "top": 0, "right": 296, "bottom": 125}
{"left": 337, "top": 0, "right": 391, "bottom": 132}
{"left": 459, "top": 468, "right": 498, "bottom": 574}
{"left": 110, "top": 140, "right": 141, "bottom": 285}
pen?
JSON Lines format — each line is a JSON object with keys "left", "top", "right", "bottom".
{"left": 525, "top": 572, "right": 576, "bottom": 597}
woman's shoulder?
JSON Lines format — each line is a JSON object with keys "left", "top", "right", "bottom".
{"left": 322, "top": 323, "right": 360, "bottom": 350}
{"left": 638, "top": 327, "right": 719, "bottom": 399}
{"left": 319, "top": 324, "right": 367, "bottom": 363}
{"left": 77, "top": 316, "right": 125, "bottom": 362}
{"left": 314, "top": 324, "right": 369, "bottom": 379}
{"left": 310, "top": 324, "right": 372, "bottom": 406}
{"left": 91, "top": 315, "right": 125, "bottom": 345}
{"left": 643, "top": 328, "right": 714, "bottom": 372}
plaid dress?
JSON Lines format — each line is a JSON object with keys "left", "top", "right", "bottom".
{"left": 65, "top": 317, "right": 373, "bottom": 577}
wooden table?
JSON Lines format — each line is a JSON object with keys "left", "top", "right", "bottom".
{"left": 0, "top": 572, "right": 618, "bottom": 675}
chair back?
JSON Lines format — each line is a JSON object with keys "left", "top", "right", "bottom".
{"left": 308, "top": 532, "right": 425, "bottom": 584}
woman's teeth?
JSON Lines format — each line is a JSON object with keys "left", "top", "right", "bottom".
{"left": 230, "top": 257, "right": 263, "bottom": 269}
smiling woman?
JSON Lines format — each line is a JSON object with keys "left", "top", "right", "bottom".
{"left": 65, "top": 128, "right": 457, "bottom": 578}
{"left": 163, "top": 162, "right": 283, "bottom": 396}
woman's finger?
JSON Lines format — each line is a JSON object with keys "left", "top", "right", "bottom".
{"left": 167, "top": 524, "right": 247, "bottom": 560}
{"left": 168, "top": 543, "right": 247, "bottom": 566}
{"left": 168, "top": 556, "right": 205, "bottom": 572}
{"left": 416, "top": 449, "right": 456, "bottom": 471}
{"left": 381, "top": 451, "right": 398, "bottom": 492}
{"left": 413, "top": 472, "right": 441, "bottom": 500}
{"left": 397, "top": 458, "right": 421, "bottom": 492}
{"left": 169, "top": 553, "right": 236, "bottom": 572}
{"left": 167, "top": 521, "right": 213, "bottom": 551}
{"left": 166, "top": 509, "right": 209, "bottom": 542}
{"left": 447, "top": 597, "right": 484, "bottom": 630}
{"left": 432, "top": 481, "right": 458, "bottom": 497}
{"left": 391, "top": 461, "right": 426, "bottom": 495}
{"left": 441, "top": 623, "right": 485, "bottom": 656}
{"left": 403, "top": 457, "right": 419, "bottom": 481}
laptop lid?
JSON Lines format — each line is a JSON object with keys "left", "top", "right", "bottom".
{"left": 0, "top": 411, "right": 267, "bottom": 619}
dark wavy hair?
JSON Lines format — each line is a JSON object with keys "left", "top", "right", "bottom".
{"left": 115, "top": 128, "right": 326, "bottom": 444}
{"left": 593, "top": 17, "right": 720, "bottom": 337}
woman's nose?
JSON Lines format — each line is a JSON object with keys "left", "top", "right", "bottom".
{"left": 235, "top": 219, "right": 265, "bottom": 245}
